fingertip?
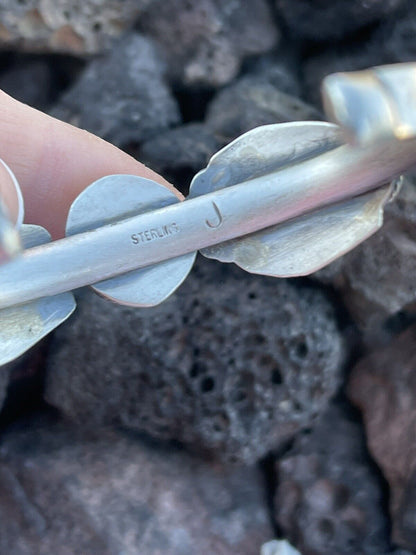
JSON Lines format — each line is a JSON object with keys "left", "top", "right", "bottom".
{"left": 0, "top": 93, "right": 182, "bottom": 238}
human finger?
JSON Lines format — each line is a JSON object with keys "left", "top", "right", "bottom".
{"left": 0, "top": 91, "right": 178, "bottom": 238}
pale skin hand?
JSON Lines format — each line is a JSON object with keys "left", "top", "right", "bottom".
{"left": 0, "top": 90, "right": 179, "bottom": 239}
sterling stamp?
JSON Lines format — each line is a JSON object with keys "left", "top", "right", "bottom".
{"left": 1, "top": 63, "right": 416, "bottom": 364}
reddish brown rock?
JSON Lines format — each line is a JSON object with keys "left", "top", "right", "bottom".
{"left": 0, "top": 0, "right": 152, "bottom": 54}
{"left": 348, "top": 325, "right": 416, "bottom": 551}
{"left": 0, "top": 413, "right": 272, "bottom": 554}
{"left": 275, "top": 404, "right": 391, "bottom": 555}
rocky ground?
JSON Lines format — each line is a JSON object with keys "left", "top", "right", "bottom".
{"left": 1, "top": 0, "right": 416, "bottom": 553}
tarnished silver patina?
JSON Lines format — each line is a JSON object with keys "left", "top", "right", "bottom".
{"left": 1, "top": 63, "right": 416, "bottom": 364}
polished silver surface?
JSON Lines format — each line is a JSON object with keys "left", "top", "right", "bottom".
{"left": 189, "top": 121, "right": 343, "bottom": 197}
{"left": 189, "top": 118, "right": 404, "bottom": 276}
{"left": 0, "top": 225, "right": 76, "bottom": 366}
{"left": 66, "top": 175, "right": 196, "bottom": 307}
{"left": 0, "top": 122, "right": 415, "bottom": 310}
{"left": 1, "top": 62, "right": 416, "bottom": 364}
{"left": 0, "top": 202, "right": 20, "bottom": 265}
{"left": 0, "top": 160, "right": 23, "bottom": 264}
{"left": 322, "top": 63, "right": 416, "bottom": 145}
{"left": 200, "top": 182, "right": 398, "bottom": 277}
{"left": 189, "top": 121, "right": 343, "bottom": 273}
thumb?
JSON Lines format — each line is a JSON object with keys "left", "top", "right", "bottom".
{"left": 0, "top": 91, "right": 179, "bottom": 239}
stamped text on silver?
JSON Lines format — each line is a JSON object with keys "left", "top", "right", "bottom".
{"left": 206, "top": 202, "right": 223, "bottom": 229}
{"left": 131, "top": 223, "right": 179, "bottom": 245}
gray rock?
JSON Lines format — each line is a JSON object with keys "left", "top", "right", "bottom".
{"left": 302, "top": 46, "right": 385, "bottom": 108}
{"left": 246, "top": 52, "right": 302, "bottom": 98}
{"left": 206, "top": 75, "right": 321, "bottom": 144}
{"left": 45, "top": 258, "right": 344, "bottom": 465}
{"left": 0, "top": 342, "right": 52, "bottom": 422}
{"left": 275, "top": 403, "right": 392, "bottom": 555}
{"left": 0, "top": 59, "right": 53, "bottom": 109}
{"left": 0, "top": 341, "right": 51, "bottom": 418}
{"left": 275, "top": 0, "right": 407, "bottom": 42}
{"left": 51, "top": 33, "right": 180, "bottom": 146}
{"left": 139, "top": 123, "right": 221, "bottom": 194}
{"left": 0, "top": 413, "right": 272, "bottom": 554}
{"left": 0, "top": 363, "right": 9, "bottom": 411}
{"left": 372, "top": 3, "right": 416, "bottom": 64}
{"left": 0, "top": 0, "right": 152, "bottom": 54}
{"left": 348, "top": 325, "right": 416, "bottom": 552}
{"left": 315, "top": 180, "right": 416, "bottom": 336}
{"left": 138, "top": 0, "right": 279, "bottom": 87}
{"left": 302, "top": 3, "right": 416, "bottom": 108}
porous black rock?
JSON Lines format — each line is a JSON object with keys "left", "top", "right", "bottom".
{"left": 275, "top": 403, "right": 392, "bottom": 555}
{"left": 138, "top": 0, "right": 279, "bottom": 87}
{"left": 139, "top": 123, "right": 221, "bottom": 194}
{"left": 206, "top": 75, "right": 320, "bottom": 144}
{"left": 0, "top": 413, "right": 272, "bottom": 554}
{"left": 51, "top": 33, "right": 180, "bottom": 146}
{"left": 45, "top": 258, "right": 344, "bottom": 465}
{"left": 275, "top": 0, "right": 407, "bottom": 42}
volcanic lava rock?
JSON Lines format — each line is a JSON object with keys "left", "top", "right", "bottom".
{"left": 275, "top": 403, "right": 391, "bottom": 554}
{"left": 302, "top": 3, "right": 416, "bottom": 107}
{"left": 0, "top": 413, "right": 272, "bottom": 554}
{"left": 0, "top": 347, "right": 49, "bottom": 417}
{"left": 139, "top": 123, "right": 221, "bottom": 194}
{"left": 45, "top": 259, "right": 344, "bottom": 465}
{"left": 348, "top": 324, "right": 416, "bottom": 552}
{"left": 315, "top": 180, "right": 416, "bottom": 336}
{"left": 138, "top": 0, "right": 279, "bottom": 88}
{"left": 372, "top": 3, "right": 416, "bottom": 64}
{"left": 0, "top": 59, "right": 53, "bottom": 110}
{"left": 0, "top": 365, "right": 9, "bottom": 412}
{"left": 206, "top": 75, "right": 320, "bottom": 144}
{"left": 0, "top": 0, "right": 152, "bottom": 54}
{"left": 275, "top": 0, "right": 407, "bottom": 42}
{"left": 246, "top": 52, "right": 302, "bottom": 98}
{"left": 51, "top": 33, "right": 180, "bottom": 146}
{"left": 302, "top": 46, "right": 385, "bottom": 108}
